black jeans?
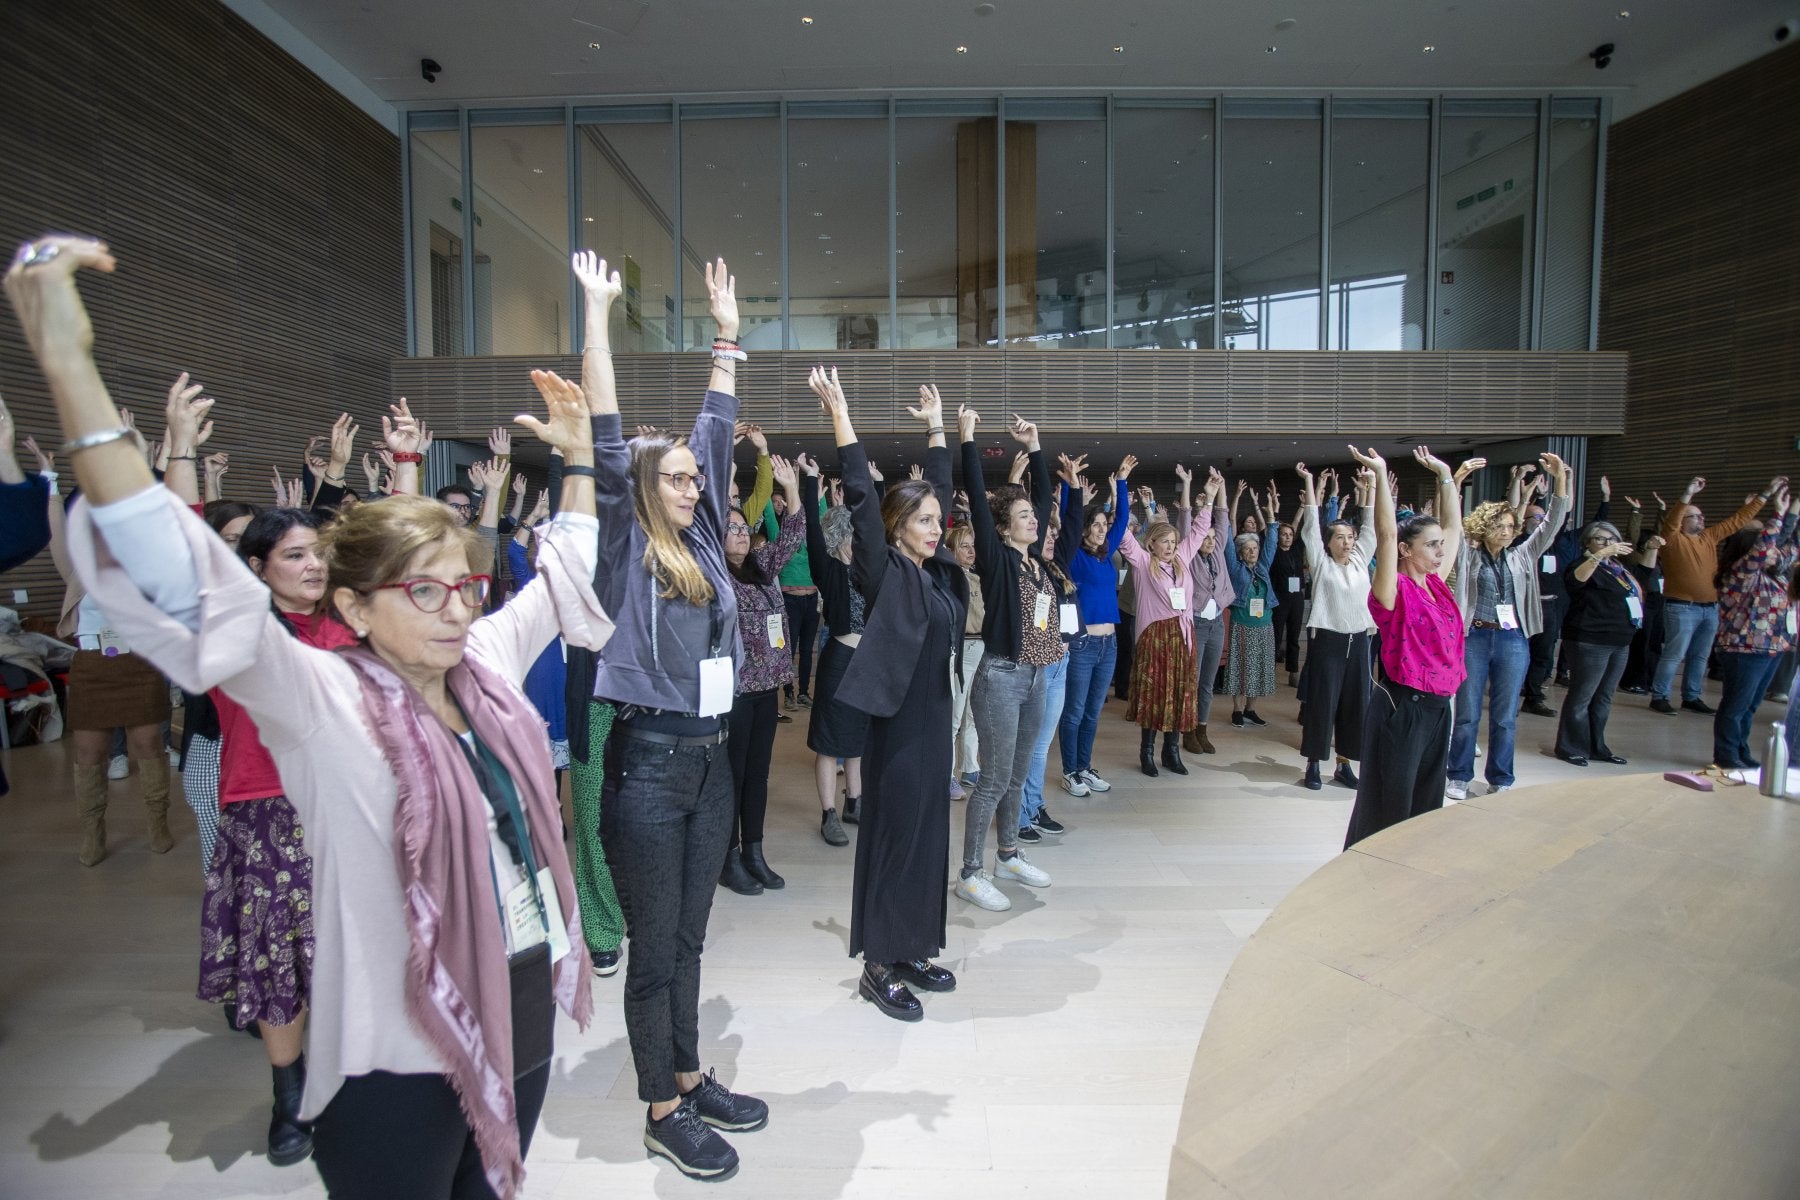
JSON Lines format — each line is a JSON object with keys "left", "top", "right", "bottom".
{"left": 1114, "top": 613, "right": 1135, "bottom": 699}
{"left": 1344, "top": 679, "right": 1452, "bottom": 850}
{"left": 727, "top": 687, "right": 780, "bottom": 846}
{"left": 1524, "top": 595, "right": 1567, "bottom": 704}
{"left": 1271, "top": 596, "right": 1304, "bottom": 674}
{"left": 782, "top": 592, "right": 820, "bottom": 698}
{"left": 1556, "top": 639, "right": 1629, "bottom": 759}
{"left": 602, "top": 724, "right": 735, "bottom": 1102}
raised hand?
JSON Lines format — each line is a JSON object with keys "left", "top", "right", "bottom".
{"left": 1653, "top": 490, "right": 1667, "bottom": 510}
{"left": 704, "top": 257, "right": 739, "bottom": 340}
{"left": 828, "top": 478, "right": 845, "bottom": 506}
{"left": 147, "top": 438, "right": 166, "bottom": 471}
{"left": 23, "top": 435, "right": 54, "bottom": 476}
{"left": 528, "top": 489, "right": 551, "bottom": 524}
{"left": 809, "top": 365, "right": 848, "bottom": 418}
{"left": 956, "top": 404, "right": 980, "bottom": 443}
{"left": 304, "top": 435, "right": 329, "bottom": 475}
{"left": 360, "top": 451, "right": 380, "bottom": 492}
{"left": 466, "top": 460, "right": 492, "bottom": 492}
{"left": 906, "top": 384, "right": 946, "bottom": 431}
{"left": 1008, "top": 452, "right": 1028, "bottom": 485}
{"left": 1079, "top": 478, "right": 1097, "bottom": 505}
{"left": 1538, "top": 452, "right": 1568, "bottom": 481}
{"left": 271, "top": 465, "right": 295, "bottom": 506}
{"left": 742, "top": 422, "right": 769, "bottom": 453}
{"left": 2, "top": 235, "right": 117, "bottom": 362}
{"left": 571, "top": 250, "right": 623, "bottom": 309}
{"left": 204, "top": 451, "right": 228, "bottom": 485}
{"left": 1685, "top": 476, "right": 1705, "bottom": 498}
{"left": 794, "top": 452, "right": 820, "bottom": 477}
{"left": 1056, "top": 452, "right": 1088, "bottom": 487}
{"left": 1295, "top": 461, "right": 1314, "bottom": 484}
{"left": 118, "top": 408, "right": 148, "bottom": 457}
{"left": 1767, "top": 474, "right": 1791, "bottom": 497}
{"left": 163, "top": 374, "right": 216, "bottom": 460}
{"left": 1116, "top": 453, "right": 1139, "bottom": 481}
{"left": 1600, "top": 474, "right": 1611, "bottom": 500}
{"left": 382, "top": 398, "right": 422, "bottom": 455}
{"left": 1136, "top": 484, "right": 1155, "bottom": 508}
{"left": 1172, "top": 462, "right": 1192, "bottom": 486}
{"left": 1007, "top": 412, "right": 1040, "bottom": 450}
{"left": 515, "top": 369, "right": 591, "bottom": 458}
{"left": 635, "top": 424, "right": 663, "bottom": 440}
{"left": 1774, "top": 484, "right": 1793, "bottom": 517}
{"left": 417, "top": 422, "right": 435, "bottom": 459}
{"left": 488, "top": 426, "right": 512, "bottom": 460}
{"left": 1347, "top": 445, "right": 1388, "bottom": 473}
{"left": 867, "top": 460, "right": 884, "bottom": 483}
{"left": 1453, "top": 457, "right": 1488, "bottom": 486}
{"left": 1413, "top": 445, "right": 1452, "bottom": 481}
{"left": 1645, "top": 534, "right": 1666, "bottom": 551}
{"left": 324, "top": 414, "right": 357, "bottom": 476}
{"left": 770, "top": 454, "right": 799, "bottom": 491}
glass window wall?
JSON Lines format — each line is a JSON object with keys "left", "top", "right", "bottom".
{"left": 469, "top": 118, "right": 568, "bottom": 355}
{"left": 1437, "top": 100, "right": 1538, "bottom": 350}
{"left": 1329, "top": 101, "right": 1429, "bottom": 350}
{"left": 680, "top": 106, "right": 781, "bottom": 351}
{"left": 1006, "top": 100, "right": 1107, "bottom": 348}
{"left": 409, "top": 120, "right": 463, "bottom": 357}
{"left": 1221, "top": 100, "right": 1322, "bottom": 350}
{"left": 895, "top": 104, "right": 992, "bottom": 348}
{"left": 789, "top": 105, "right": 889, "bottom": 351}
{"left": 1113, "top": 103, "right": 1215, "bottom": 350}
{"left": 1540, "top": 100, "right": 1600, "bottom": 350}
{"left": 578, "top": 111, "right": 676, "bottom": 352}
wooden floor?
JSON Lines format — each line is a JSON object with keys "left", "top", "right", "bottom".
{"left": 0, "top": 678, "right": 1771, "bottom": 1199}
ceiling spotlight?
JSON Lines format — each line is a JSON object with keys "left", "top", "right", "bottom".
{"left": 801, "top": 15, "right": 814, "bottom": 24}
{"left": 584, "top": 216, "right": 594, "bottom": 222}
{"left": 1617, "top": 10, "right": 1630, "bottom": 17}
{"left": 532, "top": 168, "right": 544, "bottom": 174}
{"left": 588, "top": 41, "right": 601, "bottom": 49}
{"left": 955, "top": 44, "right": 968, "bottom": 53}
{"left": 1113, "top": 45, "right": 1124, "bottom": 53}
{"left": 1589, "top": 41, "right": 1614, "bottom": 68}
{"left": 1266, "top": 45, "right": 1277, "bottom": 53}
{"left": 1422, "top": 44, "right": 1435, "bottom": 53}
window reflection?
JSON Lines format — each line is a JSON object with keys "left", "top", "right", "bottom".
{"left": 1329, "top": 102, "right": 1429, "bottom": 349}
{"left": 1113, "top": 104, "right": 1215, "bottom": 349}
{"left": 579, "top": 118, "right": 676, "bottom": 352}
{"left": 680, "top": 110, "right": 781, "bottom": 350}
{"left": 896, "top": 108, "right": 991, "bottom": 348}
{"left": 1222, "top": 101, "right": 1321, "bottom": 349}
{"left": 410, "top": 124, "right": 462, "bottom": 357}
{"left": 470, "top": 123, "right": 568, "bottom": 355}
{"left": 1437, "top": 101, "right": 1537, "bottom": 349}
{"left": 789, "top": 112, "right": 888, "bottom": 350}
{"left": 1005, "top": 101, "right": 1106, "bottom": 348}
{"left": 1541, "top": 101, "right": 1599, "bottom": 350}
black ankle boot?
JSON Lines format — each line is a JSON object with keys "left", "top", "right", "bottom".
{"left": 719, "top": 848, "right": 763, "bottom": 895}
{"left": 1160, "top": 732, "right": 1188, "bottom": 775}
{"left": 268, "top": 1056, "right": 312, "bottom": 1166}
{"left": 741, "top": 842, "right": 785, "bottom": 890}
{"left": 1303, "top": 759, "right": 1322, "bottom": 790}
{"left": 1139, "top": 728, "right": 1159, "bottom": 777}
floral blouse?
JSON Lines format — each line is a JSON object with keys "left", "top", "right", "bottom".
{"left": 731, "top": 510, "right": 806, "bottom": 693}
{"left": 1715, "top": 515, "right": 1799, "bottom": 656}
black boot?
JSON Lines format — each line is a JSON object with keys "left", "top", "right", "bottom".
{"left": 741, "top": 842, "right": 785, "bottom": 890}
{"left": 1332, "top": 760, "right": 1360, "bottom": 788}
{"left": 1160, "top": 732, "right": 1188, "bottom": 775}
{"left": 1139, "top": 728, "right": 1159, "bottom": 777}
{"left": 842, "top": 795, "right": 861, "bottom": 825}
{"left": 719, "top": 847, "right": 764, "bottom": 895}
{"left": 1303, "top": 759, "right": 1322, "bottom": 791}
{"left": 268, "top": 1056, "right": 312, "bottom": 1166}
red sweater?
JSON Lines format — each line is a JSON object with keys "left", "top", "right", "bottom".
{"left": 212, "top": 610, "right": 359, "bottom": 805}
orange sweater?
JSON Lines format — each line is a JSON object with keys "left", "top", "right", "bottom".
{"left": 1658, "top": 495, "right": 1763, "bottom": 603}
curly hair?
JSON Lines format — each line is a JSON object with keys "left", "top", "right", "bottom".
{"left": 1462, "top": 500, "right": 1516, "bottom": 543}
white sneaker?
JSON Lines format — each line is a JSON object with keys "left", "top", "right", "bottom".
{"left": 1445, "top": 779, "right": 1469, "bottom": 801}
{"left": 1060, "top": 771, "right": 1091, "bottom": 797}
{"left": 954, "top": 872, "right": 1011, "bottom": 911}
{"left": 996, "top": 853, "right": 1052, "bottom": 888}
{"left": 107, "top": 755, "right": 129, "bottom": 781}
{"left": 1080, "top": 768, "right": 1113, "bottom": 794}
{"left": 1489, "top": 784, "right": 1512, "bottom": 794}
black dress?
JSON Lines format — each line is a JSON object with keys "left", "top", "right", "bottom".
{"left": 835, "top": 441, "right": 966, "bottom": 965}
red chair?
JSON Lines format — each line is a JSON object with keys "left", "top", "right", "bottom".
{"left": 0, "top": 677, "right": 54, "bottom": 751}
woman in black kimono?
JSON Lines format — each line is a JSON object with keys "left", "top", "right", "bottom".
{"left": 812, "top": 366, "right": 968, "bottom": 1023}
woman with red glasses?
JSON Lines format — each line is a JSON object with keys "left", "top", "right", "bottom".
{"left": 14, "top": 234, "right": 611, "bottom": 1200}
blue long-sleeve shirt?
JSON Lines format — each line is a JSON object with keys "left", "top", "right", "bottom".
{"left": 1067, "top": 478, "right": 1129, "bottom": 626}
{"left": 0, "top": 475, "right": 51, "bottom": 575}
{"left": 1224, "top": 523, "right": 1281, "bottom": 613}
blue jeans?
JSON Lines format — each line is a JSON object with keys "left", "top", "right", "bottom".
{"left": 1651, "top": 601, "right": 1719, "bottom": 703}
{"left": 1019, "top": 653, "right": 1070, "bottom": 825}
{"left": 1448, "top": 625, "right": 1530, "bottom": 787}
{"left": 1713, "top": 651, "right": 1783, "bottom": 768}
{"left": 1059, "top": 632, "right": 1117, "bottom": 776}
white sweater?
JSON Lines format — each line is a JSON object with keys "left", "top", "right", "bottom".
{"left": 1298, "top": 505, "right": 1377, "bottom": 634}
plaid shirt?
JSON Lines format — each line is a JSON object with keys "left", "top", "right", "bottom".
{"left": 1715, "top": 515, "right": 1799, "bottom": 656}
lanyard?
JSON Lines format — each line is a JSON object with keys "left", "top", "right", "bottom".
{"left": 459, "top": 732, "right": 548, "bottom": 937}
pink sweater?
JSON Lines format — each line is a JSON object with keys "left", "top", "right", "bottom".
{"left": 1119, "top": 507, "right": 1214, "bottom": 647}
{"left": 68, "top": 487, "right": 612, "bottom": 1121}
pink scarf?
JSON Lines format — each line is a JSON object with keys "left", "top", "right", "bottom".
{"left": 340, "top": 643, "right": 592, "bottom": 1200}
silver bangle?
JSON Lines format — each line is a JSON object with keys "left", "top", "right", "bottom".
{"left": 61, "top": 426, "right": 134, "bottom": 455}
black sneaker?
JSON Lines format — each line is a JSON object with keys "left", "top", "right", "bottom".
{"left": 1681, "top": 698, "right": 1716, "bottom": 715}
{"left": 1015, "top": 824, "right": 1042, "bottom": 844}
{"left": 645, "top": 1100, "right": 739, "bottom": 1180}
{"left": 796, "top": 693, "right": 813, "bottom": 709}
{"left": 775, "top": 710, "right": 793, "bottom": 724}
{"left": 591, "top": 949, "right": 620, "bottom": 977}
{"left": 1230, "top": 711, "right": 1246, "bottom": 727}
{"left": 1242, "top": 709, "right": 1267, "bottom": 727}
{"left": 1030, "top": 808, "right": 1066, "bottom": 835}
{"left": 682, "top": 1069, "right": 769, "bottom": 1133}
{"left": 1649, "top": 697, "right": 1677, "bottom": 714}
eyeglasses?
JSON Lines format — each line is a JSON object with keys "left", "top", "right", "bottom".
{"left": 659, "top": 471, "right": 706, "bottom": 494}
{"left": 444, "top": 501, "right": 473, "bottom": 513}
{"left": 374, "top": 574, "right": 492, "bottom": 613}
{"left": 725, "top": 522, "right": 753, "bottom": 536}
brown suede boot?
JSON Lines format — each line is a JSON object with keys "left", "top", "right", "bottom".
{"left": 73, "top": 762, "right": 109, "bottom": 866}
{"left": 1182, "top": 728, "right": 1204, "bottom": 755}
{"left": 1195, "top": 724, "right": 1216, "bottom": 754}
{"left": 137, "top": 755, "right": 174, "bottom": 854}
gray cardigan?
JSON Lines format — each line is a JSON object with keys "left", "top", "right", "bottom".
{"left": 1452, "top": 493, "right": 1571, "bottom": 638}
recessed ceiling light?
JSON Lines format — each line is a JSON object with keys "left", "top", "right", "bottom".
{"left": 584, "top": 216, "right": 594, "bottom": 222}
{"left": 588, "top": 42, "right": 601, "bottom": 49}
{"left": 1113, "top": 45, "right": 1124, "bottom": 53}
{"left": 955, "top": 45, "right": 968, "bottom": 53}
{"left": 1266, "top": 45, "right": 1277, "bottom": 53}
{"left": 1422, "top": 44, "right": 1435, "bottom": 53}
{"left": 1617, "top": 9, "right": 1630, "bottom": 17}
{"left": 532, "top": 168, "right": 544, "bottom": 174}
{"left": 801, "top": 15, "right": 814, "bottom": 24}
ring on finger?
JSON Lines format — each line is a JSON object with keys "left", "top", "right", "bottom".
{"left": 15, "top": 242, "right": 62, "bottom": 269}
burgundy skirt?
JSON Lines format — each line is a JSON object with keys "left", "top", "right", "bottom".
{"left": 1127, "top": 617, "right": 1199, "bottom": 733}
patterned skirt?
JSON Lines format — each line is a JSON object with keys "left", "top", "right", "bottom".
{"left": 1127, "top": 617, "right": 1198, "bottom": 733}
{"left": 197, "top": 794, "right": 314, "bottom": 1028}
{"left": 1224, "top": 620, "right": 1277, "bottom": 698}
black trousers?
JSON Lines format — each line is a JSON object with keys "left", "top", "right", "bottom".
{"left": 602, "top": 724, "right": 735, "bottom": 1101}
{"left": 1114, "top": 613, "right": 1135, "bottom": 699}
{"left": 1556, "top": 640, "right": 1630, "bottom": 759}
{"left": 1343, "top": 679, "right": 1452, "bottom": 850}
{"left": 727, "top": 687, "right": 780, "bottom": 846}
{"left": 783, "top": 592, "right": 820, "bottom": 698}
{"left": 1621, "top": 594, "right": 1666, "bottom": 691}
{"left": 1299, "top": 630, "right": 1371, "bottom": 763}
{"left": 1271, "top": 596, "right": 1305, "bottom": 674}
{"left": 1524, "top": 596, "right": 1567, "bottom": 704}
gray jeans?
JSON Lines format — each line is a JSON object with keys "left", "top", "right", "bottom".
{"left": 1192, "top": 613, "right": 1227, "bottom": 725}
{"left": 962, "top": 655, "right": 1048, "bottom": 876}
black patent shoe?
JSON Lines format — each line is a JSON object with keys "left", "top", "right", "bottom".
{"left": 1593, "top": 752, "right": 1629, "bottom": 765}
{"left": 1160, "top": 733, "right": 1188, "bottom": 776}
{"left": 1556, "top": 751, "right": 1590, "bottom": 767}
{"left": 858, "top": 962, "right": 923, "bottom": 1022}
{"left": 892, "top": 958, "right": 957, "bottom": 993}
{"left": 1332, "top": 762, "right": 1359, "bottom": 789}
{"left": 719, "top": 851, "right": 764, "bottom": 896}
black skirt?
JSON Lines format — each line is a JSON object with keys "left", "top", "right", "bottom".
{"left": 807, "top": 636, "right": 871, "bottom": 759}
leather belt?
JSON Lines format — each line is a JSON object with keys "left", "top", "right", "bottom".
{"left": 1470, "top": 619, "right": 1509, "bottom": 631}
{"left": 1664, "top": 598, "right": 1715, "bottom": 607}
{"left": 615, "top": 725, "right": 729, "bottom": 748}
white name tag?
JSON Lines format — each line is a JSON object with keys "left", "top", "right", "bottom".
{"left": 98, "top": 628, "right": 129, "bottom": 657}
{"left": 1033, "top": 591, "right": 1052, "bottom": 631}
{"left": 1286, "top": 577, "right": 1301, "bottom": 593}
{"left": 1788, "top": 609, "right": 1797, "bottom": 637}
{"left": 765, "top": 612, "right": 785, "bottom": 649}
{"left": 1626, "top": 595, "right": 1644, "bottom": 622}
{"left": 1059, "top": 602, "right": 1079, "bottom": 635}
{"left": 1200, "top": 598, "right": 1220, "bottom": 620}
{"left": 1247, "top": 597, "right": 1265, "bottom": 619}
{"left": 504, "top": 868, "right": 570, "bottom": 963}
{"left": 1496, "top": 602, "right": 1519, "bottom": 630}
{"left": 1541, "top": 555, "right": 1557, "bottom": 573}
{"left": 1169, "top": 586, "right": 1187, "bottom": 612}
{"left": 698, "top": 655, "right": 734, "bottom": 717}
{"left": 1651, "top": 576, "right": 1662, "bottom": 592}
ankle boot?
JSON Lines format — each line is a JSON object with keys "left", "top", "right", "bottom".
{"left": 1181, "top": 727, "right": 1203, "bottom": 755}
{"left": 1195, "top": 723, "right": 1216, "bottom": 754}
{"left": 137, "top": 755, "right": 174, "bottom": 854}
{"left": 719, "top": 847, "right": 764, "bottom": 895}
{"left": 1303, "top": 759, "right": 1323, "bottom": 790}
{"left": 1139, "top": 728, "right": 1158, "bottom": 777}
{"left": 268, "top": 1055, "right": 313, "bottom": 1166}
{"left": 72, "top": 762, "right": 109, "bottom": 867}
{"left": 1160, "top": 732, "right": 1188, "bottom": 775}
{"left": 741, "top": 842, "right": 785, "bottom": 890}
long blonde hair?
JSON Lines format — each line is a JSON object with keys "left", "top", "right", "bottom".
{"left": 629, "top": 432, "right": 716, "bottom": 606}
{"left": 1143, "top": 519, "right": 1185, "bottom": 582}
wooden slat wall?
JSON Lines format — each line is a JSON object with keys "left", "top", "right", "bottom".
{"left": 0, "top": 0, "right": 403, "bottom": 621}
{"left": 393, "top": 349, "right": 1627, "bottom": 439}
{"left": 1593, "top": 43, "right": 1800, "bottom": 513}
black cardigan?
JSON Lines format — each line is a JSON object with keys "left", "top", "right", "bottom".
{"left": 959, "top": 440, "right": 1053, "bottom": 660}
{"left": 833, "top": 440, "right": 968, "bottom": 720}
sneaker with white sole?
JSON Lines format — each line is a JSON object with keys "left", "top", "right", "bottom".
{"left": 107, "top": 755, "right": 129, "bottom": 781}
{"left": 1446, "top": 779, "right": 1469, "bottom": 801}
{"left": 1079, "top": 768, "right": 1112, "bottom": 794}
{"left": 1060, "top": 771, "right": 1091, "bottom": 797}
{"left": 954, "top": 872, "right": 1011, "bottom": 911}
{"left": 1030, "top": 807, "right": 1066, "bottom": 835}
{"left": 995, "top": 853, "right": 1051, "bottom": 888}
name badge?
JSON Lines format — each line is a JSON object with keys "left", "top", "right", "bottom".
{"left": 504, "top": 868, "right": 571, "bottom": 963}
{"left": 765, "top": 613, "right": 785, "bottom": 649}
{"left": 1788, "top": 609, "right": 1798, "bottom": 637}
{"left": 1625, "top": 595, "right": 1644, "bottom": 623}
{"left": 1651, "top": 576, "right": 1662, "bottom": 592}
{"left": 97, "top": 628, "right": 129, "bottom": 657}
{"left": 1541, "top": 555, "right": 1557, "bottom": 573}
{"left": 698, "top": 656, "right": 734, "bottom": 717}
{"left": 1496, "top": 602, "right": 1519, "bottom": 630}
{"left": 1168, "top": 586, "right": 1187, "bottom": 612}
{"left": 1200, "top": 598, "right": 1220, "bottom": 620}
{"left": 1059, "top": 602, "right": 1079, "bottom": 635}
{"left": 1248, "top": 598, "right": 1266, "bottom": 619}
{"left": 1286, "top": 577, "right": 1301, "bottom": 593}
{"left": 1033, "top": 592, "right": 1052, "bottom": 631}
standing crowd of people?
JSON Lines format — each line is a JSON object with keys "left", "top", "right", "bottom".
{"left": 3, "top": 232, "right": 1796, "bottom": 1198}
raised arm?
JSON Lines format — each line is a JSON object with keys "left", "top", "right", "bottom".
{"left": 737, "top": 424, "right": 773, "bottom": 528}
{"left": 957, "top": 404, "right": 1005, "bottom": 572}
{"left": 381, "top": 398, "right": 423, "bottom": 497}
{"left": 908, "top": 385, "right": 953, "bottom": 520}
{"left": 1352, "top": 448, "right": 1397, "bottom": 609}
{"left": 751, "top": 455, "right": 805, "bottom": 576}
{"left": 1413, "top": 446, "right": 1462, "bottom": 580}
{"left": 796, "top": 455, "right": 830, "bottom": 569}
{"left": 689, "top": 259, "right": 741, "bottom": 542}
{"left": 812, "top": 366, "right": 888, "bottom": 599}
{"left": 1517, "top": 452, "right": 1572, "bottom": 561}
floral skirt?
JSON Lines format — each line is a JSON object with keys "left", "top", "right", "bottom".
{"left": 1224, "top": 620, "right": 1277, "bottom": 699}
{"left": 197, "top": 794, "right": 314, "bottom": 1028}
{"left": 1127, "top": 617, "right": 1198, "bottom": 733}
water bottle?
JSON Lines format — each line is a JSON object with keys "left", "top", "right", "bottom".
{"left": 1762, "top": 722, "right": 1790, "bottom": 799}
